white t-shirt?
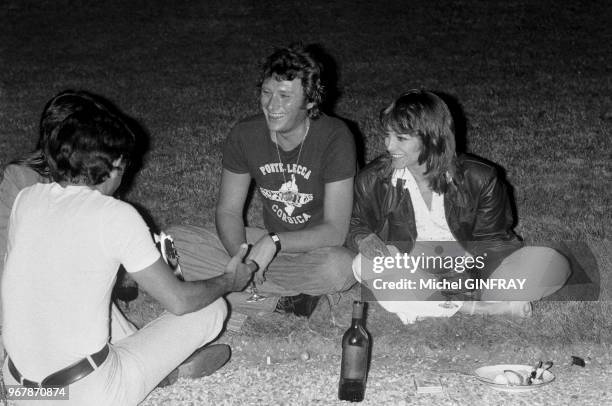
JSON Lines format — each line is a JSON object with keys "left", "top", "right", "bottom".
{"left": 2, "top": 183, "right": 160, "bottom": 381}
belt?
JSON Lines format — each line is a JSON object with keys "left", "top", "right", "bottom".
{"left": 8, "top": 344, "right": 109, "bottom": 388}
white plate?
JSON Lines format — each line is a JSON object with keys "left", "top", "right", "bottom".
{"left": 474, "top": 364, "right": 555, "bottom": 392}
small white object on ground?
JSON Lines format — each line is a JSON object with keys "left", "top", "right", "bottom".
{"left": 494, "top": 374, "right": 509, "bottom": 385}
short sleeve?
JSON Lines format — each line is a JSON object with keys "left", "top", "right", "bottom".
{"left": 0, "top": 165, "right": 47, "bottom": 269}
{"left": 101, "top": 202, "right": 160, "bottom": 273}
{"left": 222, "top": 124, "right": 249, "bottom": 174}
{"left": 322, "top": 124, "right": 357, "bottom": 183}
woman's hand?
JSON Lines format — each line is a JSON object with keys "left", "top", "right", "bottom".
{"left": 357, "top": 233, "right": 390, "bottom": 260}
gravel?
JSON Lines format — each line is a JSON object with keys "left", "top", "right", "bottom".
{"left": 141, "top": 338, "right": 612, "bottom": 405}
{"left": 139, "top": 241, "right": 612, "bottom": 405}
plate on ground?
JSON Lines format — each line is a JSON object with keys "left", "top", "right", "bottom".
{"left": 474, "top": 364, "right": 555, "bottom": 392}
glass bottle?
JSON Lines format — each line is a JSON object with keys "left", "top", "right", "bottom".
{"left": 338, "top": 301, "right": 370, "bottom": 402}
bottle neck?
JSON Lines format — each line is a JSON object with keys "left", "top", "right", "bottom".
{"left": 350, "top": 301, "right": 364, "bottom": 327}
{"left": 350, "top": 317, "right": 363, "bottom": 328}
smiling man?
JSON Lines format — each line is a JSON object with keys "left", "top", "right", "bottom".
{"left": 169, "top": 43, "right": 358, "bottom": 317}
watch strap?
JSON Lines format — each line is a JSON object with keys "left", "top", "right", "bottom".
{"left": 268, "top": 232, "right": 281, "bottom": 255}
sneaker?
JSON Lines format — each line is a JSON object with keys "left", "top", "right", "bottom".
{"left": 158, "top": 344, "right": 231, "bottom": 387}
{"left": 275, "top": 294, "right": 321, "bottom": 318}
{"left": 225, "top": 312, "right": 248, "bottom": 334}
{"left": 509, "top": 301, "right": 533, "bottom": 318}
{"left": 226, "top": 292, "right": 280, "bottom": 317}
{"left": 465, "top": 300, "right": 533, "bottom": 317}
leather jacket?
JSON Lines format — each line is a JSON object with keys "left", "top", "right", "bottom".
{"left": 347, "top": 154, "right": 523, "bottom": 277}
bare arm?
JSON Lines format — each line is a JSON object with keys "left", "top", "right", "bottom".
{"left": 247, "top": 177, "right": 354, "bottom": 277}
{"left": 215, "top": 169, "right": 252, "bottom": 257}
{"left": 278, "top": 177, "right": 354, "bottom": 251}
{"left": 130, "top": 244, "right": 256, "bottom": 315}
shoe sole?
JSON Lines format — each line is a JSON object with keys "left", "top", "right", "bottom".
{"left": 177, "top": 344, "right": 231, "bottom": 379}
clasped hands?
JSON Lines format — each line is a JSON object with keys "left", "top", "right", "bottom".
{"left": 224, "top": 235, "right": 277, "bottom": 292}
{"left": 223, "top": 244, "right": 257, "bottom": 292}
{"left": 244, "top": 234, "right": 278, "bottom": 286}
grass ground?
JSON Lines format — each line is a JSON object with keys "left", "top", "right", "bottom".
{"left": 1, "top": 0, "right": 611, "bottom": 404}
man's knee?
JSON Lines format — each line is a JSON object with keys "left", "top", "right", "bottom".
{"left": 482, "top": 246, "right": 573, "bottom": 301}
{"left": 351, "top": 253, "right": 363, "bottom": 282}
{"left": 165, "top": 224, "right": 214, "bottom": 245}
{"left": 207, "top": 298, "right": 229, "bottom": 333}
{"left": 162, "top": 225, "right": 228, "bottom": 281}
{"left": 189, "top": 298, "right": 228, "bottom": 346}
{"left": 317, "top": 247, "right": 356, "bottom": 291}
{"left": 165, "top": 224, "right": 183, "bottom": 236}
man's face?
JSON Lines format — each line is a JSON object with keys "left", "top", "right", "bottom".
{"left": 260, "top": 77, "right": 313, "bottom": 136}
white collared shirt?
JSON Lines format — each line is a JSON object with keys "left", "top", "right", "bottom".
{"left": 391, "top": 168, "right": 455, "bottom": 241}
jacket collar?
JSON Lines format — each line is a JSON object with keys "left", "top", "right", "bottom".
{"left": 376, "top": 154, "right": 395, "bottom": 181}
{"left": 377, "top": 153, "right": 471, "bottom": 207}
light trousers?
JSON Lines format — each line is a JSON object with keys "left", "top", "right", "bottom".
{"left": 353, "top": 245, "right": 571, "bottom": 324}
{"left": 3, "top": 299, "right": 227, "bottom": 406}
{"left": 166, "top": 225, "right": 357, "bottom": 298}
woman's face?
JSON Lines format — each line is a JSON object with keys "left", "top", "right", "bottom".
{"left": 385, "top": 131, "right": 423, "bottom": 171}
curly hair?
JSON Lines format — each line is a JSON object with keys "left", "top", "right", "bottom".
{"left": 258, "top": 43, "right": 325, "bottom": 119}
{"left": 12, "top": 90, "right": 132, "bottom": 179}
{"left": 380, "top": 90, "right": 457, "bottom": 194}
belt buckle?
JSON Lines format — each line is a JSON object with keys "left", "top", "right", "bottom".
{"left": 21, "top": 377, "right": 42, "bottom": 388}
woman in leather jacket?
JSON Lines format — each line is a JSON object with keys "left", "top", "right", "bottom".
{"left": 347, "top": 90, "right": 570, "bottom": 324}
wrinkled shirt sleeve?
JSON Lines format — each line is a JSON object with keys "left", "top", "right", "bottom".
{"left": 0, "top": 165, "right": 47, "bottom": 268}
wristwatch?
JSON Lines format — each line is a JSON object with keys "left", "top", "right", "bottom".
{"left": 268, "top": 232, "right": 281, "bottom": 255}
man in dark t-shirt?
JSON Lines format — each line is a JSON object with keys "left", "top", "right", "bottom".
{"left": 223, "top": 113, "right": 355, "bottom": 234}
{"left": 169, "top": 43, "right": 357, "bottom": 316}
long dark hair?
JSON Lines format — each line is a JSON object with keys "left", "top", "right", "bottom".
{"left": 380, "top": 90, "right": 457, "bottom": 194}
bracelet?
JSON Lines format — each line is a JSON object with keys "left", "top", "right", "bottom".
{"left": 268, "top": 232, "right": 281, "bottom": 255}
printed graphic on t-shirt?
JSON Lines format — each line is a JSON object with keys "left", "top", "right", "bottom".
{"left": 259, "top": 163, "right": 314, "bottom": 223}
{"left": 222, "top": 114, "right": 356, "bottom": 232}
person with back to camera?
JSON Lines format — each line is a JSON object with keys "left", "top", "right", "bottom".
{"left": 347, "top": 90, "right": 571, "bottom": 324}
{"left": 167, "top": 43, "right": 358, "bottom": 317}
{"left": 0, "top": 90, "right": 140, "bottom": 357}
{"left": 1, "top": 91, "right": 257, "bottom": 405}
